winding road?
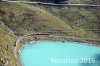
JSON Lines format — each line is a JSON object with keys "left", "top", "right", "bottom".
{"left": 1, "top": 1, "right": 100, "bottom": 7}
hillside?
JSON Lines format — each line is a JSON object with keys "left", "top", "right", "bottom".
{"left": 0, "top": 1, "right": 100, "bottom": 66}
{"left": 0, "top": 22, "right": 20, "bottom": 66}
{"left": 0, "top": 2, "right": 75, "bottom": 36}
{"left": 0, "top": 2, "right": 98, "bottom": 37}
{"left": 37, "top": 3, "right": 100, "bottom": 37}
{"left": 69, "top": 0, "right": 100, "bottom": 4}
{"left": 49, "top": 7, "right": 99, "bottom": 32}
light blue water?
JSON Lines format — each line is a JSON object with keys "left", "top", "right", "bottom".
{"left": 21, "top": 41, "right": 100, "bottom": 66}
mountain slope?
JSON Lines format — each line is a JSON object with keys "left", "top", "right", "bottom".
{"left": 0, "top": 2, "right": 75, "bottom": 36}
{"left": 38, "top": 4, "right": 100, "bottom": 37}
{"left": 0, "top": 2, "right": 97, "bottom": 37}
{"left": 0, "top": 23, "right": 20, "bottom": 66}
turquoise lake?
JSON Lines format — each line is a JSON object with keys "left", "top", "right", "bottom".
{"left": 21, "top": 41, "right": 100, "bottom": 66}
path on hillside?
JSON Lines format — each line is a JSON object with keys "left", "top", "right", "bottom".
{"left": 2, "top": 1, "right": 100, "bottom": 7}
{"left": 14, "top": 36, "right": 29, "bottom": 58}
{"left": 14, "top": 36, "right": 23, "bottom": 58}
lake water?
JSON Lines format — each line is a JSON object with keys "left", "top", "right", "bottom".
{"left": 21, "top": 41, "right": 100, "bottom": 66}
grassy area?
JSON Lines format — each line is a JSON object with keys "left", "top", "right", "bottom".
{"left": 0, "top": 25, "right": 20, "bottom": 66}
{"left": 0, "top": 2, "right": 75, "bottom": 36}
{"left": 69, "top": 0, "right": 100, "bottom": 4}
{"left": 38, "top": 5, "right": 100, "bottom": 38}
